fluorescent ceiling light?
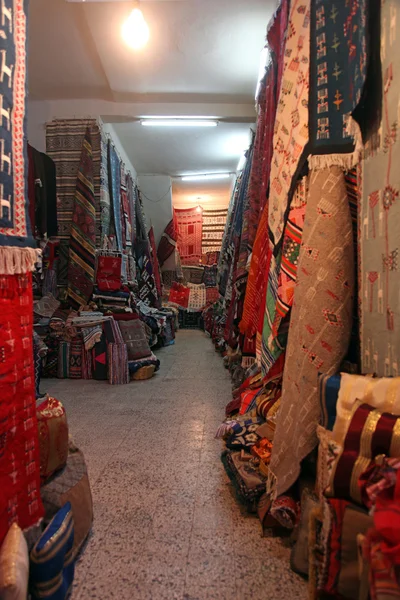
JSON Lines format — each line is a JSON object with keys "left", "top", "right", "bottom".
{"left": 141, "top": 119, "right": 218, "bottom": 127}
{"left": 181, "top": 174, "right": 231, "bottom": 182}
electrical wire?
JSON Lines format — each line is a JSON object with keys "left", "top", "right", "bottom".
{"left": 138, "top": 185, "right": 173, "bottom": 204}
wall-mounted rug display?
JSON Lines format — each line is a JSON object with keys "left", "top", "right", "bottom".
{"left": 175, "top": 208, "right": 203, "bottom": 265}
{"left": 201, "top": 209, "right": 228, "bottom": 254}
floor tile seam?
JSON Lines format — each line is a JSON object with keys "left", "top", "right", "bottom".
{"left": 182, "top": 411, "right": 208, "bottom": 596}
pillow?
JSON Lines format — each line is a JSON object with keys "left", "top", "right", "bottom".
{"left": 316, "top": 425, "right": 341, "bottom": 500}
{"left": 40, "top": 450, "right": 93, "bottom": 559}
{"left": 327, "top": 402, "right": 400, "bottom": 504}
{"left": 318, "top": 373, "right": 341, "bottom": 431}
{"left": 118, "top": 320, "right": 152, "bottom": 361}
{"left": 30, "top": 503, "right": 75, "bottom": 600}
{"left": 37, "top": 397, "right": 69, "bottom": 483}
{"left": 333, "top": 374, "right": 400, "bottom": 443}
{"left": 0, "top": 523, "right": 29, "bottom": 600}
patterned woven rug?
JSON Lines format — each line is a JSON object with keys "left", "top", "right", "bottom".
{"left": 100, "top": 131, "right": 111, "bottom": 245}
{"left": 360, "top": 1, "right": 399, "bottom": 377}
{"left": 67, "top": 128, "right": 96, "bottom": 309}
{"left": 175, "top": 208, "right": 203, "bottom": 265}
{"left": 157, "top": 218, "right": 177, "bottom": 267}
{"left": 269, "top": 166, "right": 354, "bottom": 497}
{"left": 108, "top": 141, "right": 122, "bottom": 251}
{"left": 201, "top": 209, "right": 228, "bottom": 254}
{"left": 46, "top": 119, "right": 101, "bottom": 244}
{"left": 0, "top": 0, "right": 37, "bottom": 257}
{"left": 0, "top": 274, "right": 44, "bottom": 543}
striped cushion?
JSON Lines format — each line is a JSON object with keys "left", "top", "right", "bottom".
{"left": 30, "top": 503, "right": 75, "bottom": 600}
{"left": 327, "top": 402, "right": 400, "bottom": 505}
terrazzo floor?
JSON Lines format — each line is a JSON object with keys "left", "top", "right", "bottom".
{"left": 45, "top": 330, "right": 307, "bottom": 600}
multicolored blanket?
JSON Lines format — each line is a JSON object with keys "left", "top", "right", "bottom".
{"left": 201, "top": 209, "right": 228, "bottom": 254}
{"left": 175, "top": 208, "right": 203, "bottom": 265}
{"left": 67, "top": 128, "right": 96, "bottom": 309}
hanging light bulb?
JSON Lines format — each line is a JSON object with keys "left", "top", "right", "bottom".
{"left": 122, "top": 3, "right": 150, "bottom": 50}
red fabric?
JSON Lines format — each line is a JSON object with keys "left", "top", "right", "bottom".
{"left": 175, "top": 208, "right": 203, "bottom": 265}
{"left": 111, "top": 313, "right": 140, "bottom": 322}
{"left": 96, "top": 255, "right": 122, "bottom": 292}
{"left": 239, "top": 388, "right": 260, "bottom": 415}
{"left": 148, "top": 227, "right": 162, "bottom": 298}
{"left": 321, "top": 499, "right": 350, "bottom": 597}
{"left": 169, "top": 282, "right": 190, "bottom": 308}
{"left": 206, "top": 287, "right": 220, "bottom": 304}
{"left": 0, "top": 273, "right": 44, "bottom": 543}
{"left": 157, "top": 217, "right": 177, "bottom": 267}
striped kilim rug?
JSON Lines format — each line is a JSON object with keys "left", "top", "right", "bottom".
{"left": 67, "top": 128, "right": 96, "bottom": 309}
{"left": 202, "top": 209, "right": 228, "bottom": 254}
{"left": 46, "top": 119, "right": 101, "bottom": 244}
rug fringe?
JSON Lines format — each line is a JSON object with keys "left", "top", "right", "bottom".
{"left": 308, "top": 115, "right": 363, "bottom": 171}
{"left": 0, "top": 247, "right": 41, "bottom": 275}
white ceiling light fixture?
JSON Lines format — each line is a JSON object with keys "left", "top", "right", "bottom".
{"left": 141, "top": 119, "right": 218, "bottom": 127}
{"left": 181, "top": 174, "right": 232, "bottom": 182}
{"left": 122, "top": 2, "right": 149, "bottom": 50}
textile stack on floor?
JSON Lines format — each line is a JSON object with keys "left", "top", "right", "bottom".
{"left": 207, "top": 1, "right": 400, "bottom": 598}
{"left": 29, "top": 118, "right": 177, "bottom": 388}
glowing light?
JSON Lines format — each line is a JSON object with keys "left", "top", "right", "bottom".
{"left": 196, "top": 205, "right": 202, "bottom": 213}
{"left": 141, "top": 119, "right": 218, "bottom": 127}
{"left": 181, "top": 174, "right": 231, "bottom": 182}
{"left": 122, "top": 7, "right": 149, "bottom": 50}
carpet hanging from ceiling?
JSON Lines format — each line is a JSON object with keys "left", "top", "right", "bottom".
{"left": 46, "top": 119, "right": 101, "bottom": 244}
{"left": 175, "top": 208, "right": 203, "bottom": 265}
{"left": 67, "top": 128, "right": 96, "bottom": 309}
{"left": 100, "top": 131, "right": 111, "bottom": 245}
{"left": 308, "top": 0, "right": 368, "bottom": 165}
{"left": 360, "top": 2, "right": 400, "bottom": 378}
{"left": 0, "top": 273, "right": 44, "bottom": 544}
{"left": 269, "top": 166, "right": 354, "bottom": 498}
{"left": 201, "top": 209, "right": 228, "bottom": 254}
{"left": 268, "top": 0, "right": 310, "bottom": 251}
{"left": 108, "top": 140, "right": 123, "bottom": 252}
{"left": 157, "top": 218, "right": 177, "bottom": 267}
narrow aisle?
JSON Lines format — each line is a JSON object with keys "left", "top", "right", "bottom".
{"left": 46, "top": 331, "right": 307, "bottom": 600}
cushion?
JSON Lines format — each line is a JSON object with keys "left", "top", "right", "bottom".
{"left": 0, "top": 523, "right": 29, "bottom": 600}
{"left": 118, "top": 320, "right": 152, "bottom": 361}
{"left": 225, "top": 415, "right": 262, "bottom": 450}
{"left": 327, "top": 402, "right": 400, "bottom": 505}
{"left": 40, "top": 450, "right": 93, "bottom": 559}
{"left": 318, "top": 373, "right": 341, "bottom": 431}
{"left": 290, "top": 490, "right": 319, "bottom": 576}
{"left": 316, "top": 425, "right": 341, "bottom": 500}
{"left": 30, "top": 502, "right": 75, "bottom": 600}
{"left": 221, "top": 450, "right": 267, "bottom": 513}
{"left": 333, "top": 374, "right": 400, "bottom": 443}
{"left": 37, "top": 397, "right": 69, "bottom": 483}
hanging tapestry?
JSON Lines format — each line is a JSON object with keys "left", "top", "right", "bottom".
{"left": 201, "top": 209, "right": 228, "bottom": 254}
{"left": 100, "top": 131, "right": 111, "bottom": 245}
{"left": 175, "top": 208, "right": 203, "bottom": 265}
{"left": 268, "top": 0, "right": 310, "bottom": 250}
{"left": 0, "top": 0, "right": 38, "bottom": 263}
{"left": 96, "top": 252, "right": 122, "bottom": 292}
{"left": 309, "top": 0, "right": 367, "bottom": 162}
{"left": 0, "top": 273, "right": 44, "bottom": 543}
{"left": 187, "top": 283, "right": 207, "bottom": 312}
{"left": 67, "top": 128, "right": 96, "bottom": 309}
{"left": 269, "top": 166, "right": 354, "bottom": 497}
{"left": 360, "top": 3, "right": 400, "bottom": 378}
{"left": 157, "top": 219, "right": 177, "bottom": 267}
{"left": 121, "top": 171, "right": 132, "bottom": 249}
{"left": 107, "top": 141, "right": 122, "bottom": 251}
{"left": 46, "top": 119, "right": 101, "bottom": 244}
{"left": 148, "top": 227, "right": 162, "bottom": 298}
{"left": 261, "top": 178, "right": 307, "bottom": 374}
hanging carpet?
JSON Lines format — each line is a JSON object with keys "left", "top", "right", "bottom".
{"left": 201, "top": 209, "right": 228, "bottom": 254}
{"left": 107, "top": 141, "right": 122, "bottom": 251}
{"left": 269, "top": 166, "right": 354, "bottom": 497}
{"left": 157, "top": 218, "right": 177, "bottom": 267}
{"left": 67, "top": 128, "right": 96, "bottom": 309}
{"left": 175, "top": 208, "right": 203, "bottom": 265}
{"left": 46, "top": 119, "right": 101, "bottom": 244}
{"left": 0, "top": 273, "right": 44, "bottom": 543}
{"left": 360, "top": 1, "right": 400, "bottom": 377}
{"left": 100, "top": 131, "right": 111, "bottom": 245}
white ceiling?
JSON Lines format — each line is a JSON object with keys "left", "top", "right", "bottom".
{"left": 28, "top": 0, "right": 275, "bottom": 198}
